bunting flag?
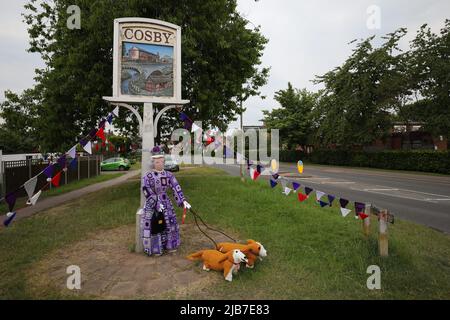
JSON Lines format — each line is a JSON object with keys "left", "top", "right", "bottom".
{"left": 57, "top": 154, "right": 67, "bottom": 169}
{"left": 270, "top": 179, "right": 278, "bottom": 188}
{"left": 292, "top": 181, "right": 300, "bottom": 191}
{"left": 43, "top": 164, "right": 54, "bottom": 178}
{"left": 305, "top": 187, "right": 313, "bottom": 196}
{"left": 271, "top": 159, "right": 278, "bottom": 173}
{"left": 191, "top": 123, "right": 201, "bottom": 133}
{"left": 297, "top": 192, "right": 308, "bottom": 202}
{"left": 315, "top": 191, "right": 326, "bottom": 202}
{"left": 272, "top": 173, "right": 279, "bottom": 180}
{"left": 112, "top": 106, "right": 119, "bottom": 117}
{"left": 88, "top": 128, "right": 97, "bottom": 139}
{"left": 359, "top": 212, "right": 369, "bottom": 220}
{"left": 83, "top": 141, "right": 92, "bottom": 154}
{"left": 3, "top": 212, "right": 17, "bottom": 227}
{"left": 319, "top": 200, "right": 329, "bottom": 207}
{"left": 51, "top": 172, "right": 62, "bottom": 187}
{"left": 256, "top": 164, "right": 263, "bottom": 174}
{"left": 283, "top": 187, "right": 292, "bottom": 196}
{"left": 340, "top": 207, "right": 352, "bottom": 217}
{"left": 69, "top": 157, "right": 77, "bottom": 170}
{"left": 355, "top": 202, "right": 365, "bottom": 213}
{"left": 67, "top": 145, "right": 77, "bottom": 159}
{"left": 249, "top": 167, "right": 260, "bottom": 180}
{"left": 327, "top": 195, "right": 335, "bottom": 207}
{"left": 109, "top": 144, "right": 114, "bottom": 152}
{"left": 107, "top": 113, "right": 114, "bottom": 124}
{"left": 98, "top": 119, "right": 106, "bottom": 129}
{"left": 205, "top": 136, "right": 215, "bottom": 146}
{"left": 26, "top": 190, "right": 42, "bottom": 206}
{"left": 80, "top": 137, "right": 88, "bottom": 147}
{"left": 95, "top": 143, "right": 99, "bottom": 151}
{"left": 339, "top": 198, "right": 349, "bottom": 208}
{"left": 24, "top": 177, "right": 38, "bottom": 200}
{"left": 5, "top": 192, "right": 17, "bottom": 212}
{"left": 96, "top": 127, "right": 106, "bottom": 141}
{"left": 297, "top": 160, "right": 304, "bottom": 174}
{"left": 179, "top": 112, "right": 189, "bottom": 121}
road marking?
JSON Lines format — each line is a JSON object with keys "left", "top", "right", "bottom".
{"left": 424, "top": 198, "right": 450, "bottom": 201}
{"left": 363, "top": 188, "right": 399, "bottom": 191}
{"left": 322, "top": 181, "right": 355, "bottom": 184}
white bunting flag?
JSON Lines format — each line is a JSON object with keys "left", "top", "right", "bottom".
{"left": 191, "top": 123, "right": 201, "bottom": 133}
{"left": 283, "top": 187, "right": 292, "bottom": 196}
{"left": 112, "top": 106, "right": 119, "bottom": 117}
{"left": 67, "top": 145, "right": 77, "bottom": 159}
{"left": 340, "top": 207, "right": 352, "bottom": 217}
{"left": 27, "top": 190, "right": 42, "bottom": 206}
{"left": 83, "top": 141, "right": 92, "bottom": 154}
{"left": 24, "top": 176, "right": 38, "bottom": 200}
{"left": 249, "top": 167, "right": 256, "bottom": 180}
{"left": 316, "top": 191, "right": 326, "bottom": 202}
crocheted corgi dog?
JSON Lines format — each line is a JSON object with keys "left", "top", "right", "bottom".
{"left": 187, "top": 249, "right": 248, "bottom": 282}
{"left": 216, "top": 240, "right": 267, "bottom": 269}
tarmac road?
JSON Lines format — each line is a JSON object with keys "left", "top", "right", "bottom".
{"left": 207, "top": 160, "right": 450, "bottom": 234}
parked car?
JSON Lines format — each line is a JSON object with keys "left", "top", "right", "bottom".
{"left": 164, "top": 155, "right": 179, "bottom": 172}
{"left": 100, "top": 157, "right": 131, "bottom": 171}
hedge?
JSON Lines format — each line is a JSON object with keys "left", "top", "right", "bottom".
{"left": 279, "top": 149, "right": 450, "bottom": 174}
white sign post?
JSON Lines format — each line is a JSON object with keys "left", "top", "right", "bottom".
{"left": 103, "top": 18, "right": 189, "bottom": 253}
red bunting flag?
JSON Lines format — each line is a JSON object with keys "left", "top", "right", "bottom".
{"left": 297, "top": 192, "right": 308, "bottom": 202}
{"left": 95, "top": 143, "right": 99, "bottom": 151}
{"left": 96, "top": 127, "right": 106, "bottom": 142}
{"left": 51, "top": 171, "right": 61, "bottom": 187}
{"left": 358, "top": 212, "right": 369, "bottom": 220}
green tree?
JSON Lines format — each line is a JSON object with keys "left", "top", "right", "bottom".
{"left": 401, "top": 20, "right": 450, "bottom": 139}
{"left": 314, "top": 29, "right": 409, "bottom": 147}
{"left": 4, "top": 0, "right": 268, "bottom": 152}
{"left": 263, "top": 83, "right": 317, "bottom": 150}
{"left": 0, "top": 88, "right": 41, "bottom": 153}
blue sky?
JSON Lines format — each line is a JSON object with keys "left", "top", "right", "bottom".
{"left": 1, "top": 0, "right": 449, "bottom": 128}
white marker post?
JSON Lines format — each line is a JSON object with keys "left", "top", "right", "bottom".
{"left": 103, "top": 18, "right": 189, "bottom": 253}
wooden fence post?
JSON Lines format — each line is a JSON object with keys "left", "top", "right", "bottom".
{"left": 77, "top": 156, "right": 80, "bottom": 181}
{"left": 379, "top": 209, "right": 389, "bottom": 257}
{"left": 363, "top": 203, "right": 371, "bottom": 237}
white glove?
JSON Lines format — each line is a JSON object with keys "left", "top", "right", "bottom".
{"left": 183, "top": 201, "right": 191, "bottom": 210}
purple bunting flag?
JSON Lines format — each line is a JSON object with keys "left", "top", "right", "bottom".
{"left": 5, "top": 192, "right": 17, "bottom": 212}
{"left": 57, "top": 154, "right": 67, "bottom": 169}
{"left": 354, "top": 202, "right": 366, "bottom": 214}
{"left": 327, "top": 195, "right": 335, "bottom": 207}
{"left": 292, "top": 181, "right": 300, "bottom": 191}
{"left": 89, "top": 128, "right": 97, "bottom": 139}
{"left": 305, "top": 187, "right": 313, "bottom": 196}
{"left": 272, "top": 173, "right": 279, "bottom": 180}
{"left": 43, "top": 164, "right": 54, "bottom": 178}
{"left": 179, "top": 112, "right": 189, "bottom": 121}
{"left": 339, "top": 198, "right": 349, "bottom": 208}
{"left": 79, "top": 138, "right": 88, "bottom": 147}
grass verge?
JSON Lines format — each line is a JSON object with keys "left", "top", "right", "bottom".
{"left": 0, "top": 166, "right": 449, "bottom": 299}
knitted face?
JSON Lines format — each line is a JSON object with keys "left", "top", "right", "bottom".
{"left": 153, "top": 157, "right": 165, "bottom": 171}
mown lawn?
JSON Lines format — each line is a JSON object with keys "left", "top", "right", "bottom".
{"left": 0, "top": 166, "right": 449, "bottom": 299}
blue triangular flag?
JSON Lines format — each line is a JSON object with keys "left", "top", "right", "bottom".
{"left": 179, "top": 112, "right": 189, "bottom": 121}
{"left": 292, "top": 182, "right": 300, "bottom": 191}
{"left": 319, "top": 200, "right": 329, "bottom": 208}
{"left": 270, "top": 179, "right": 278, "bottom": 188}
{"left": 69, "top": 157, "right": 77, "bottom": 170}
{"left": 305, "top": 187, "right": 313, "bottom": 195}
{"left": 107, "top": 113, "right": 113, "bottom": 124}
{"left": 3, "top": 212, "right": 16, "bottom": 227}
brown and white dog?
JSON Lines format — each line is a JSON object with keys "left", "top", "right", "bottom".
{"left": 187, "top": 249, "right": 248, "bottom": 282}
{"left": 216, "top": 240, "right": 267, "bottom": 268}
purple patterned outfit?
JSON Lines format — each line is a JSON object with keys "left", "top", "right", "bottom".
{"left": 141, "top": 170, "right": 185, "bottom": 255}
